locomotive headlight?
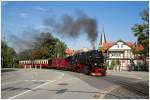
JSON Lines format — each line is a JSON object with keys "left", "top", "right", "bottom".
{"left": 94, "top": 63, "right": 97, "bottom": 65}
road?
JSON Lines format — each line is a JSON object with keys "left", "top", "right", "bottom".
{"left": 1, "top": 68, "right": 149, "bottom": 99}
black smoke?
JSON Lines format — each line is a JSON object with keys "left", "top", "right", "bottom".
{"left": 43, "top": 11, "right": 98, "bottom": 49}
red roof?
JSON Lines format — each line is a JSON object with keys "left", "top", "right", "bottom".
{"left": 134, "top": 45, "right": 144, "bottom": 52}
{"left": 100, "top": 41, "right": 144, "bottom": 53}
{"left": 102, "top": 42, "right": 114, "bottom": 51}
{"left": 126, "top": 42, "right": 134, "bottom": 47}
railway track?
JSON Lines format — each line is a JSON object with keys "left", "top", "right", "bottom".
{"left": 102, "top": 76, "right": 149, "bottom": 98}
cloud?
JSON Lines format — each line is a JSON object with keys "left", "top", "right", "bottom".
{"left": 35, "top": 7, "right": 53, "bottom": 13}
{"left": 36, "top": 7, "right": 47, "bottom": 12}
{"left": 19, "top": 13, "right": 29, "bottom": 18}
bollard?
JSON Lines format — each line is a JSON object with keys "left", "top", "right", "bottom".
{"left": 25, "top": 65, "right": 26, "bottom": 69}
{"left": 30, "top": 65, "right": 32, "bottom": 69}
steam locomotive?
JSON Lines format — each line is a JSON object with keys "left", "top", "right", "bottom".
{"left": 19, "top": 50, "right": 106, "bottom": 76}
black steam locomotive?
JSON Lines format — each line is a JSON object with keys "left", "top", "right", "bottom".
{"left": 66, "top": 50, "right": 106, "bottom": 76}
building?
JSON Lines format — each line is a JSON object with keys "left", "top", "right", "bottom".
{"left": 65, "top": 48, "right": 91, "bottom": 56}
{"left": 65, "top": 48, "right": 75, "bottom": 56}
{"left": 99, "top": 32, "right": 145, "bottom": 71}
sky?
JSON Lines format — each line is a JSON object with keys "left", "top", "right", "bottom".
{"left": 1, "top": 1, "right": 148, "bottom": 52}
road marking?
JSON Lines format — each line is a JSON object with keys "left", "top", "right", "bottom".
{"left": 8, "top": 73, "right": 65, "bottom": 99}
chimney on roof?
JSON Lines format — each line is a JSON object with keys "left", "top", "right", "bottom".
{"left": 100, "top": 28, "right": 107, "bottom": 47}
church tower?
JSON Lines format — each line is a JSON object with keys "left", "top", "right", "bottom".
{"left": 100, "top": 28, "right": 107, "bottom": 47}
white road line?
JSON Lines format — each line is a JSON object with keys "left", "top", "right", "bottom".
{"left": 8, "top": 73, "right": 65, "bottom": 99}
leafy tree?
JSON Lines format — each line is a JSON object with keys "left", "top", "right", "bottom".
{"left": 54, "top": 40, "right": 67, "bottom": 58}
{"left": 132, "top": 8, "right": 149, "bottom": 70}
{"left": 16, "top": 49, "right": 33, "bottom": 60}
{"left": 116, "top": 60, "right": 121, "bottom": 70}
{"left": 109, "top": 60, "right": 116, "bottom": 70}
{"left": 132, "top": 8, "right": 149, "bottom": 56}
{"left": 1, "top": 40, "right": 16, "bottom": 68}
{"left": 17, "top": 32, "right": 67, "bottom": 60}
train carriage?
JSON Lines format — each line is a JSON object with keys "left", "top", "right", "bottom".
{"left": 51, "top": 58, "right": 69, "bottom": 70}
{"left": 19, "top": 60, "right": 32, "bottom": 68}
{"left": 33, "top": 59, "right": 50, "bottom": 68}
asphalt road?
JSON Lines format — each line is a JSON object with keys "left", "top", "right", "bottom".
{"left": 1, "top": 68, "right": 149, "bottom": 99}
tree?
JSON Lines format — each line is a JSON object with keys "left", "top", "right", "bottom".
{"left": 1, "top": 40, "right": 16, "bottom": 68}
{"left": 32, "top": 32, "right": 67, "bottom": 59}
{"left": 132, "top": 8, "right": 149, "bottom": 70}
{"left": 110, "top": 60, "right": 116, "bottom": 70}
{"left": 17, "top": 32, "right": 67, "bottom": 60}
{"left": 132, "top": 8, "right": 149, "bottom": 56}
{"left": 54, "top": 40, "right": 67, "bottom": 58}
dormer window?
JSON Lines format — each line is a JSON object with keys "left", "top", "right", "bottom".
{"left": 117, "top": 44, "right": 119, "bottom": 48}
{"left": 121, "top": 44, "right": 123, "bottom": 48}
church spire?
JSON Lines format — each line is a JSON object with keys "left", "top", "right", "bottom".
{"left": 100, "top": 28, "right": 107, "bottom": 47}
{"left": 103, "top": 28, "right": 107, "bottom": 43}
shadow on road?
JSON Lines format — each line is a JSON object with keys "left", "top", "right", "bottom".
{"left": 1, "top": 69, "right": 17, "bottom": 73}
{"left": 1, "top": 87, "right": 122, "bottom": 99}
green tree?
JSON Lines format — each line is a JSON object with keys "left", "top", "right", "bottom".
{"left": 55, "top": 40, "right": 67, "bottom": 58}
{"left": 32, "top": 32, "right": 56, "bottom": 59}
{"left": 32, "top": 32, "right": 67, "bottom": 59}
{"left": 109, "top": 60, "right": 116, "bottom": 70}
{"left": 132, "top": 8, "right": 149, "bottom": 70}
{"left": 1, "top": 40, "right": 16, "bottom": 68}
{"left": 132, "top": 8, "right": 149, "bottom": 56}
{"left": 116, "top": 60, "right": 121, "bottom": 70}
{"left": 17, "top": 32, "right": 67, "bottom": 60}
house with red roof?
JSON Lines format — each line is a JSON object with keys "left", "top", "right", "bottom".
{"left": 99, "top": 33, "right": 145, "bottom": 71}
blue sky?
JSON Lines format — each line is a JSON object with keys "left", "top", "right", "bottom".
{"left": 1, "top": 1, "right": 148, "bottom": 52}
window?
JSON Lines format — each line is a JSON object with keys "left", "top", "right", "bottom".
{"left": 117, "top": 44, "right": 119, "bottom": 48}
{"left": 121, "top": 44, "right": 123, "bottom": 48}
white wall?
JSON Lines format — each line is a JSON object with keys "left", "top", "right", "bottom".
{"left": 108, "top": 41, "right": 134, "bottom": 59}
{"left": 109, "top": 41, "right": 131, "bottom": 50}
